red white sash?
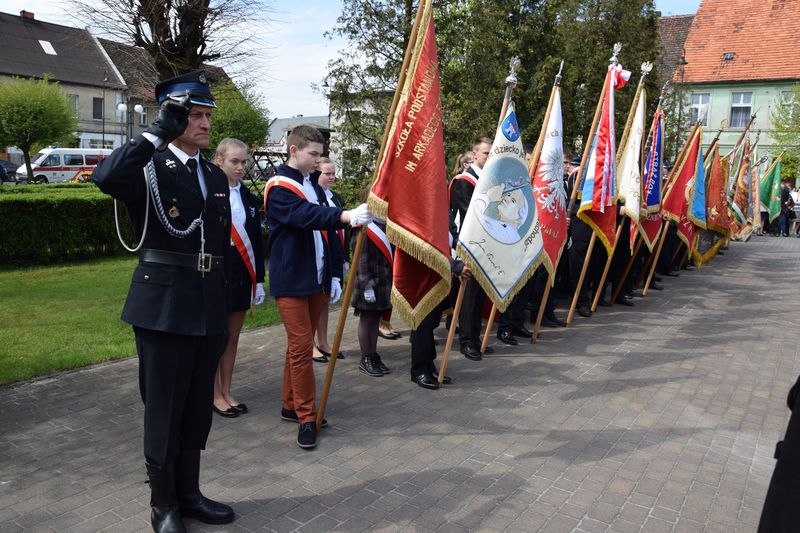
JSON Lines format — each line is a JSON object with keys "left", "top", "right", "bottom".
{"left": 264, "top": 175, "right": 332, "bottom": 244}
{"left": 365, "top": 222, "right": 393, "bottom": 265}
{"left": 447, "top": 172, "right": 478, "bottom": 198}
{"left": 231, "top": 223, "right": 257, "bottom": 297}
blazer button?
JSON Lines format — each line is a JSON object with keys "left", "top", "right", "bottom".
{"left": 144, "top": 274, "right": 150, "bottom": 280}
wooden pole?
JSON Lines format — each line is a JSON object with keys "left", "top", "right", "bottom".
{"left": 478, "top": 57, "right": 522, "bottom": 352}
{"left": 531, "top": 276, "right": 552, "bottom": 343}
{"left": 566, "top": 232, "right": 597, "bottom": 324}
{"left": 590, "top": 222, "right": 625, "bottom": 312}
{"left": 642, "top": 226, "right": 667, "bottom": 296}
{"left": 438, "top": 282, "right": 466, "bottom": 384}
{"left": 316, "top": 0, "right": 428, "bottom": 431}
{"left": 611, "top": 235, "right": 642, "bottom": 304}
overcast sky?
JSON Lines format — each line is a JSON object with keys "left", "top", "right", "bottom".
{"left": 4, "top": 0, "right": 700, "bottom": 119}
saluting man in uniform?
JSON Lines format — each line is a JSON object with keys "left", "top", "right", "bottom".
{"left": 92, "top": 71, "right": 235, "bottom": 533}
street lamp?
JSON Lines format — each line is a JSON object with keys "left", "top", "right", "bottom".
{"left": 116, "top": 101, "right": 145, "bottom": 144}
{"left": 102, "top": 72, "right": 109, "bottom": 148}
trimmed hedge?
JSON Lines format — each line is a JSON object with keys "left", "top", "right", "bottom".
{"left": 0, "top": 184, "right": 134, "bottom": 265}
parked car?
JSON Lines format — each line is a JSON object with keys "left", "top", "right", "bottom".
{"left": 0, "top": 160, "right": 16, "bottom": 183}
{"left": 14, "top": 148, "right": 112, "bottom": 184}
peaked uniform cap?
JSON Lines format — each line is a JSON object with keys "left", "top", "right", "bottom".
{"left": 155, "top": 70, "right": 216, "bottom": 108}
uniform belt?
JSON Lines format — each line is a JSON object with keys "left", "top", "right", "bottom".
{"left": 140, "top": 249, "right": 224, "bottom": 272}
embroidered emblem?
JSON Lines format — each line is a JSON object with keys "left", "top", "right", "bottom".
{"left": 168, "top": 206, "right": 180, "bottom": 218}
{"left": 165, "top": 159, "right": 177, "bottom": 170}
{"left": 214, "top": 192, "right": 227, "bottom": 198}
{"left": 198, "top": 72, "right": 207, "bottom": 84}
{"left": 249, "top": 206, "right": 256, "bottom": 218}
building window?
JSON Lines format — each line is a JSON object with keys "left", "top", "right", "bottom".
{"left": 93, "top": 97, "right": 104, "bottom": 120}
{"left": 690, "top": 93, "right": 710, "bottom": 126}
{"left": 64, "top": 154, "right": 84, "bottom": 166}
{"left": 730, "top": 92, "right": 752, "bottom": 128}
{"left": 67, "top": 94, "right": 79, "bottom": 114}
{"left": 139, "top": 107, "right": 148, "bottom": 126}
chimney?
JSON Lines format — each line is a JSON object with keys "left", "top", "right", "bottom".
{"left": 20, "top": 10, "right": 35, "bottom": 20}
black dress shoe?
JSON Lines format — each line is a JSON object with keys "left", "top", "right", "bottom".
{"left": 497, "top": 330, "right": 519, "bottom": 345}
{"left": 312, "top": 354, "right": 329, "bottom": 363}
{"left": 359, "top": 354, "right": 384, "bottom": 376}
{"left": 411, "top": 373, "right": 440, "bottom": 390}
{"left": 650, "top": 282, "right": 663, "bottom": 291}
{"left": 461, "top": 345, "right": 482, "bottom": 361}
{"left": 316, "top": 346, "right": 345, "bottom": 359}
{"left": 230, "top": 403, "right": 248, "bottom": 414}
{"left": 577, "top": 304, "right": 592, "bottom": 318}
{"left": 542, "top": 312, "right": 567, "bottom": 327}
{"left": 616, "top": 296, "right": 635, "bottom": 307}
{"left": 429, "top": 365, "right": 452, "bottom": 384}
{"left": 372, "top": 353, "right": 391, "bottom": 374}
{"left": 280, "top": 408, "right": 327, "bottom": 428}
{"left": 213, "top": 405, "right": 238, "bottom": 418}
{"left": 510, "top": 326, "right": 533, "bottom": 338}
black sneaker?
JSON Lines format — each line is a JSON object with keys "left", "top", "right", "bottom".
{"left": 297, "top": 422, "right": 316, "bottom": 449}
{"left": 280, "top": 408, "right": 327, "bottom": 428}
{"left": 359, "top": 354, "right": 384, "bottom": 377}
{"left": 372, "top": 353, "right": 391, "bottom": 374}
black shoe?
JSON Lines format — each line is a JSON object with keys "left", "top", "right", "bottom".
{"left": 616, "top": 296, "right": 635, "bottom": 307}
{"left": 230, "top": 403, "right": 248, "bottom": 414}
{"left": 577, "top": 304, "right": 592, "bottom": 318}
{"left": 359, "top": 354, "right": 384, "bottom": 377}
{"left": 665, "top": 271, "right": 679, "bottom": 277}
{"left": 510, "top": 326, "right": 533, "bottom": 338}
{"left": 461, "top": 345, "right": 482, "bottom": 361}
{"left": 146, "top": 462, "right": 186, "bottom": 533}
{"left": 316, "top": 346, "right": 345, "bottom": 360}
{"left": 429, "top": 365, "right": 452, "bottom": 384}
{"left": 280, "top": 408, "right": 327, "bottom": 428}
{"left": 312, "top": 354, "right": 329, "bottom": 363}
{"left": 411, "top": 373, "right": 440, "bottom": 390}
{"left": 497, "top": 330, "right": 518, "bottom": 345}
{"left": 542, "top": 312, "right": 567, "bottom": 327}
{"left": 653, "top": 275, "right": 663, "bottom": 282}
{"left": 598, "top": 299, "right": 611, "bottom": 307}
{"left": 372, "top": 353, "right": 391, "bottom": 374}
{"left": 175, "top": 451, "right": 235, "bottom": 525}
{"left": 213, "top": 405, "right": 239, "bottom": 418}
{"left": 650, "top": 282, "right": 663, "bottom": 291}
{"left": 297, "top": 422, "right": 317, "bottom": 449}
{"left": 377, "top": 329, "right": 401, "bottom": 340}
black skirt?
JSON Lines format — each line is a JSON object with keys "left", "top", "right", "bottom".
{"left": 229, "top": 246, "right": 253, "bottom": 312}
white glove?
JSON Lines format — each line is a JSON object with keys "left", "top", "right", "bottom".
{"left": 330, "top": 277, "right": 342, "bottom": 304}
{"left": 349, "top": 203, "right": 373, "bottom": 227}
{"left": 364, "top": 287, "right": 376, "bottom": 303}
{"left": 253, "top": 282, "right": 265, "bottom": 305}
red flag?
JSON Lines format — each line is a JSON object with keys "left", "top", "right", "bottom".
{"left": 577, "top": 64, "right": 630, "bottom": 254}
{"left": 705, "top": 145, "right": 731, "bottom": 236}
{"left": 368, "top": 3, "right": 450, "bottom": 328}
{"left": 663, "top": 126, "right": 702, "bottom": 249}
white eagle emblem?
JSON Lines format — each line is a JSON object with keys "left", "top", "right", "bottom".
{"left": 532, "top": 146, "right": 567, "bottom": 219}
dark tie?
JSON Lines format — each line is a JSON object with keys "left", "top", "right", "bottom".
{"left": 185, "top": 158, "right": 203, "bottom": 199}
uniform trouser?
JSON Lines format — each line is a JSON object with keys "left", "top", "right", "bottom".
{"left": 569, "top": 218, "right": 602, "bottom": 306}
{"left": 277, "top": 293, "right": 327, "bottom": 424}
{"left": 458, "top": 277, "right": 485, "bottom": 348}
{"left": 134, "top": 327, "right": 226, "bottom": 467}
{"left": 610, "top": 217, "right": 633, "bottom": 296}
{"left": 498, "top": 278, "right": 533, "bottom": 334}
{"left": 758, "top": 375, "right": 800, "bottom": 532}
{"left": 530, "top": 266, "right": 555, "bottom": 321}
{"left": 410, "top": 298, "right": 449, "bottom": 376}
{"left": 657, "top": 224, "right": 679, "bottom": 274}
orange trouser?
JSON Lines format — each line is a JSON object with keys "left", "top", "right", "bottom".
{"left": 277, "top": 292, "right": 327, "bottom": 423}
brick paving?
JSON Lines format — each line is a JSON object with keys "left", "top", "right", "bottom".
{"left": 2, "top": 235, "right": 798, "bottom": 532}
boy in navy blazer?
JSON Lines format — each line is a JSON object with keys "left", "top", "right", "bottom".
{"left": 265, "top": 125, "right": 371, "bottom": 449}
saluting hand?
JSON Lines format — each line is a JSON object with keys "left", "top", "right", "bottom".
{"left": 145, "top": 95, "right": 191, "bottom": 143}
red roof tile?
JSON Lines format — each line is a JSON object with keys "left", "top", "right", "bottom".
{"left": 677, "top": 0, "right": 800, "bottom": 83}
{"left": 658, "top": 15, "right": 694, "bottom": 84}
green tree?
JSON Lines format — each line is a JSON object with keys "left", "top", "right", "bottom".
{"left": 209, "top": 79, "right": 270, "bottom": 148}
{"left": 772, "top": 83, "right": 800, "bottom": 180}
{"left": 0, "top": 77, "right": 77, "bottom": 182}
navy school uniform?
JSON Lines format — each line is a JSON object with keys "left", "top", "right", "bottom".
{"left": 229, "top": 184, "right": 265, "bottom": 311}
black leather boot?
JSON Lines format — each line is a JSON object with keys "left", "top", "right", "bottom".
{"left": 145, "top": 462, "right": 186, "bottom": 533}
{"left": 175, "top": 450, "right": 235, "bottom": 524}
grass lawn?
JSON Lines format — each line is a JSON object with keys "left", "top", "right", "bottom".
{"left": 0, "top": 256, "right": 281, "bottom": 385}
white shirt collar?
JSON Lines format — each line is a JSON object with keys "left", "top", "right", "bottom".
{"left": 469, "top": 163, "right": 484, "bottom": 179}
{"left": 167, "top": 143, "right": 200, "bottom": 167}
{"left": 229, "top": 181, "right": 241, "bottom": 192}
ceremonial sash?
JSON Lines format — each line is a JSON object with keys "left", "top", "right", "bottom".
{"left": 365, "top": 222, "right": 393, "bottom": 265}
{"left": 231, "top": 218, "right": 257, "bottom": 298}
{"left": 447, "top": 172, "right": 477, "bottom": 198}
{"left": 264, "top": 175, "right": 332, "bottom": 244}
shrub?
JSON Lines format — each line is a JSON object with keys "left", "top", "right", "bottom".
{"left": 0, "top": 185, "right": 134, "bottom": 264}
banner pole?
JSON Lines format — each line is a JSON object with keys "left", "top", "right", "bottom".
{"left": 566, "top": 232, "right": 596, "bottom": 324}
{"left": 532, "top": 275, "right": 553, "bottom": 343}
{"left": 642, "top": 227, "right": 667, "bottom": 296}
{"left": 590, "top": 222, "right": 625, "bottom": 312}
{"left": 438, "top": 282, "right": 465, "bottom": 384}
{"left": 611, "top": 234, "right": 642, "bottom": 304}
{"left": 317, "top": 0, "right": 428, "bottom": 432}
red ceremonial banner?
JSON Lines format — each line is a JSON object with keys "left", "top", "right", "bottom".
{"left": 663, "top": 127, "right": 702, "bottom": 249}
{"left": 368, "top": 6, "right": 451, "bottom": 328}
{"left": 705, "top": 145, "right": 731, "bottom": 236}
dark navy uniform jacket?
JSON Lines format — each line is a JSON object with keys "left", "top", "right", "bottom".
{"left": 92, "top": 134, "right": 231, "bottom": 336}
{"left": 266, "top": 164, "right": 345, "bottom": 297}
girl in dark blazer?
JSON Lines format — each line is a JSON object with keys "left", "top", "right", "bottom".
{"left": 313, "top": 158, "right": 349, "bottom": 362}
{"left": 212, "top": 138, "right": 266, "bottom": 418}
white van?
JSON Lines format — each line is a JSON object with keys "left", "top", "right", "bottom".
{"left": 15, "top": 148, "right": 113, "bottom": 184}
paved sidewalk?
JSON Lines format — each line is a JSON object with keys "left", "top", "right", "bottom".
{"left": 2, "top": 235, "right": 798, "bottom": 532}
